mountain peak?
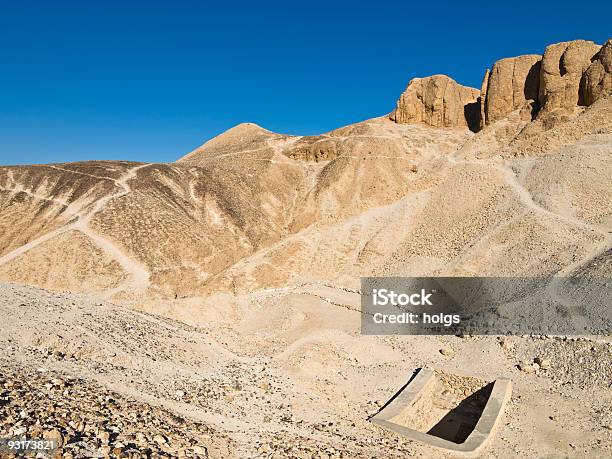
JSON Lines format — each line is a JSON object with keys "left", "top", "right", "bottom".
{"left": 178, "top": 122, "right": 279, "bottom": 163}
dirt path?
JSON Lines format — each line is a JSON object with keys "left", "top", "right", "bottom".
{"left": 73, "top": 163, "right": 152, "bottom": 294}
{"left": 0, "top": 225, "right": 74, "bottom": 266}
{"left": 497, "top": 160, "right": 611, "bottom": 275}
{"left": 447, "top": 154, "right": 612, "bottom": 275}
{"left": 0, "top": 163, "right": 152, "bottom": 294}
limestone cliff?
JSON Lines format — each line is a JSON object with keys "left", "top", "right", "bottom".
{"left": 480, "top": 54, "right": 541, "bottom": 127}
{"left": 581, "top": 39, "right": 612, "bottom": 106}
{"left": 390, "top": 75, "right": 480, "bottom": 131}
{"left": 391, "top": 39, "right": 611, "bottom": 132}
{"left": 537, "top": 40, "right": 601, "bottom": 125}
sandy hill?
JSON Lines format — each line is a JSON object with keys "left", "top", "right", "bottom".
{"left": 1, "top": 41, "right": 610, "bottom": 300}
{"left": 0, "top": 38, "right": 611, "bottom": 458}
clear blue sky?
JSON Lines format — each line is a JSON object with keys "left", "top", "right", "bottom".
{"left": 1, "top": 1, "right": 610, "bottom": 165}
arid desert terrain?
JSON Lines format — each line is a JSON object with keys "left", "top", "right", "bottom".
{"left": 1, "top": 38, "right": 611, "bottom": 458}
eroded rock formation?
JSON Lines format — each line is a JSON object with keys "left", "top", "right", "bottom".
{"left": 581, "top": 39, "right": 612, "bottom": 106}
{"left": 537, "top": 40, "right": 601, "bottom": 123}
{"left": 480, "top": 54, "right": 541, "bottom": 126}
{"left": 392, "top": 39, "right": 611, "bottom": 132}
{"left": 390, "top": 75, "right": 480, "bottom": 130}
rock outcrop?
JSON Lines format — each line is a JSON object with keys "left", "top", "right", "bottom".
{"left": 390, "top": 75, "right": 480, "bottom": 130}
{"left": 537, "top": 40, "right": 601, "bottom": 123}
{"left": 480, "top": 54, "right": 541, "bottom": 126}
{"left": 394, "top": 39, "right": 611, "bottom": 132}
{"left": 581, "top": 39, "right": 612, "bottom": 106}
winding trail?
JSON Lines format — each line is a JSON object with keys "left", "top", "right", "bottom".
{"left": 0, "top": 226, "right": 74, "bottom": 266}
{"left": 0, "top": 185, "right": 71, "bottom": 208}
{"left": 447, "top": 154, "right": 612, "bottom": 275}
{"left": 496, "top": 161, "right": 611, "bottom": 276}
{"left": 0, "top": 163, "right": 152, "bottom": 295}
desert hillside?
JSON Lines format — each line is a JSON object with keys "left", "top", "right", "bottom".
{"left": 1, "top": 40, "right": 610, "bottom": 302}
{"left": 0, "top": 39, "right": 611, "bottom": 458}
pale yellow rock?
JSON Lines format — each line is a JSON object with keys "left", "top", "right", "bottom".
{"left": 538, "top": 40, "right": 601, "bottom": 124}
{"left": 581, "top": 39, "right": 612, "bottom": 106}
{"left": 479, "top": 68, "right": 490, "bottom": 129}
{"left": 481, "top": 54, "right": 541, "bottom": 125}
{"left": 390, "top": 75, "right": 480, "bottom": 130}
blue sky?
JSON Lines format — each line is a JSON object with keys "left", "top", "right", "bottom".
{"left": 0, "top": 1, "right": 610, "bottom": 165}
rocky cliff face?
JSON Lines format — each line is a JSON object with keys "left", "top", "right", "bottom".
{"left": 391, "top": 39, "right": 611, "bottom": 131}
{"left": 581, "top": 39, "right": 612, "bottom": 106}
{"left": 537, "top": 40, "right": 601, "bottom": 125}
{"left": 389, "top": 75, "right": 480, "bottom": 131}
{"left": 480, "top": 54, "right": 541, "bottom": 127}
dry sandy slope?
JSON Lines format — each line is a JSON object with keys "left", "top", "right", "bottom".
{"left": 0, "top": 118, "right": 473, "bottom": 299}
{"left": 1, "top": 108, "right": 610, "bottom": 299}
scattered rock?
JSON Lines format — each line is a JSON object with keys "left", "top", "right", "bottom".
{"left": 439, "top": 347, "right": 454, "bottom": 357}
{"left": 0, "top": 359, "right": 227, "bottom": 458}
{"left": 153, "top": 433, "right": 167, "bottom": 445}
{"left": 498, "top": 336, "right": 512, "bottom": 350}
{"left": 518, "top": 362, "right": 537, "bottom": 373}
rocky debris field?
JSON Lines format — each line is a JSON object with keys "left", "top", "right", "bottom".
{"left": 0, "top": 355, "right": 227, "bottom": 458}
{"left": 511, "top": 335, "right": 612, "bottom": 390}
{"left": 0, "top": 282, "right": 611, "bottom": 458}
{"left": 0, "top": 283, "right": 418, "bottom": 459}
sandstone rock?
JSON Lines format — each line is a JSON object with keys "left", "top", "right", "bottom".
{"left": 532, "top": 362, "right": 541, "bottom": 371}
{"left": 257, "top": 380, "right": 271, "bottom": 391}
{"left": 283, "top": 137, "right": 340, "bottom": 162}
{"left": 479, "top": 68, "right": 490, "bottom": 129}
{"left": 535, "top": 356, "right": 551, "bottom": 369}
{"left": 581, "top": 39, "right": 612, "bottom": 106}
{"left": 97, "top": 430, "right": 110, "bottom": 443}
{"left": 518, "top": 361, "right": 536, "bottom": 373}
{"left": 153, "top": 433, "right": 167, "bottom": 445}
{"left": 481, "top": 54, "right": 541, "bottom": 126}
{"left": 538, "top": 40, "right": 601, "bottom": 123}
{"left": 390, "top": 75, "right": 480, "bottom": 130}
{"left": 439, "top": 347, "right": 454, "bottom": 357}
{"left": 497, "top": 336, "right": 512, "bottom": 350}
